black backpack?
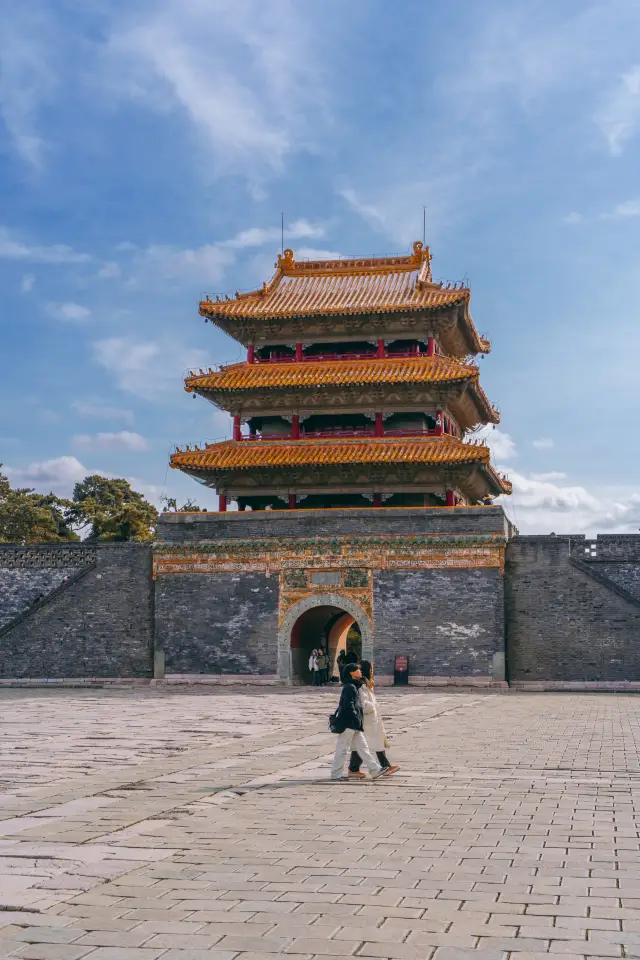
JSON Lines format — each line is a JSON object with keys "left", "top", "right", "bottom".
{"left": 328, "top": 709, "right": 345, "bottom": 734}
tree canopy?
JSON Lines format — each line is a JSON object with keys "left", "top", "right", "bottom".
{"left": 161, "top": 496, "right": 202, "bottom": 512}
{"left": 66, "top": 475, "right": 158, "bottom": 541}
{"left": 0, "top": 467, "right": 77, "bottom": 543}
{"left": 0, "top": 469, "right": 158, "bottom": 543}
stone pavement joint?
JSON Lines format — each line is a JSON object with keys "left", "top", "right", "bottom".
{"left": 0, "top": 688, "right": 640, "bottom": 958}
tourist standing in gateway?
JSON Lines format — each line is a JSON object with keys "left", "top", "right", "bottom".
{"left": 330, "top": 662, "right": 385, "bottom": 780}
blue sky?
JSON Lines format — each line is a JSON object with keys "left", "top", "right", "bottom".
{"left": 2, "top": 0, "right": 640, "bottom": 533}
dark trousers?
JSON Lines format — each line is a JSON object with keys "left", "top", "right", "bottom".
{"left": 312, "top": 671, "right": 320, "bottom": 685}
{"left": 349, "top": 750, "right": 389, "bottom": 771}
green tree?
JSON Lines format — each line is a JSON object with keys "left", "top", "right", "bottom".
{"left": 66, "top": 475, "right": 158, "bottom": 541}
{"left": 0, "top": 467, "right": 77, "bottom": 543}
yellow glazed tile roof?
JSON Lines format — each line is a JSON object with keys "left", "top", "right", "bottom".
{"left": 185, "top": 355, "right": 478, "bottom": 392}
{"left": 199, "top": 243, "right": 489, "bottom": 350}
{"left": 172, "top": 436, "right": 490, "bottom": 470}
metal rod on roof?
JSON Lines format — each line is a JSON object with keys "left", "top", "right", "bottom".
{"left": 423, "top": 206, "right": 427, "bottom": 247}
{"left": 281, "top": 212, "right": 284, "bottom": 254}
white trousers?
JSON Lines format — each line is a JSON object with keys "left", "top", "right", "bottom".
{"left": 330, "top": 729, "right": 382, "bottom": 779}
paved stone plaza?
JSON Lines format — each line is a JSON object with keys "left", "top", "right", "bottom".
{"left": 0, "top": 689, "right": 639, "bottom": 959}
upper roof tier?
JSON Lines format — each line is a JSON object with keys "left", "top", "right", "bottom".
{"left": 200, "top": 242, "right": 490, "bottom": 356}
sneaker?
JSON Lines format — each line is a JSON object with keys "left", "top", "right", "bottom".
{"left": 330, "top": 775, "right": 348, "bottom": 781}
{"left": 370, "top": 768, "right": 386, "bottom": 780}
{"left": 383, "top": 765, "right": 400, "bottom": 776}
{"left": 348, "top": 770, "right": 366, "bottom": 778}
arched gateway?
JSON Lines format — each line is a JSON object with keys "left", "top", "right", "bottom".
{"left": 277, "top": 593, "right": 373, "bottom": 684}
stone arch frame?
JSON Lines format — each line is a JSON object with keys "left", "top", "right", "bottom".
{"left": 277, "top": 593, "right": 373, "bottom": 683}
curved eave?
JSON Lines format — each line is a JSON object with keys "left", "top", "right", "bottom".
{"left": 171, "top": 437, "right": 491, "bottom": 471}
{"left": 184, "top": 355, "right": 480, "bottom": 393}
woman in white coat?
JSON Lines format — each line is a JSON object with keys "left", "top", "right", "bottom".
{"left": 348, "top": 660, "right": 400, "bottom": 776}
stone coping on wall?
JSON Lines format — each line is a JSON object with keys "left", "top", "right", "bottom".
{"left": 156, "top": 505, "right": 514, "bottom": 542}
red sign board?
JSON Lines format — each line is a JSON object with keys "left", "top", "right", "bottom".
{"left": 394, "top": 655, "right": 408, "bottom": 671}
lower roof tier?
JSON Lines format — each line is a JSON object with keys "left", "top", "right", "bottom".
{"left": 170, "top": 436, "right": 512, "bottom": 500}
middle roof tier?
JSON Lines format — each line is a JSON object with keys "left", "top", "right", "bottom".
{"left": 185, "top": 354, "right": 500, "bottom": 432}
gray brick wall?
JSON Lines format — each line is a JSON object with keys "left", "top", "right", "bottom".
{"left": 0, "top": 545, "right": 153, "bottom": 679}
{"left": 0, "top": 569, "right": 80, "bottom": 628}
{"left": 373, "top": 568, "right": 504, "bottom": 678}
{"left": 155, "top": 572, "right": 278, "bottom": 674}
{"left": 157, "top": 506, "right": 511, "bottom": 542}
{"left": 505, "top": 537, "right": 640, "bottom": 681}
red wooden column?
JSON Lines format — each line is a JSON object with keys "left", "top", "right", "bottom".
{"left": 219, "top": 494, "right": 227, "bottom": 512}
{"left": 288, "top": 493, "right": 297, "bottom": 510}
{"left": 295, "top": 342, "right": 303, "bottom": 362}
{"left": 233, "top": 416, "right": 241, "bottom": 441}
{"left": 247, "top": 344, "right": 255, "bottom": 364}
{"left": 376, "top": 338, "right": 385, "bottom": 358}
{"left": 373, "top": 493, "right": 382, "bottom": 507}
{"left": 374, "top": 412, "right": 384, "bottom": 437}
{"left": 426, "top": 337, "right": 435, "bottom": 356}
{"left": 445, "top": 490, "right": 455, "bottom": 507}
{"left": 291, "top": 414, "right": 300, "bottom": 439}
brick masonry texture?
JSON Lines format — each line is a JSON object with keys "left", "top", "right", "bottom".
{"left": 0, "top": 568, "right": 80, "bottom": 627}
{"left": 3, "top": 516, "right": 640, "bottom": 682}
{"left": 373, "top": 567, "right": 504, "bottom": 677}
{"left": 156, "top": 504, "right": 512, "bottom": 542}
{"left": 156, "top": 571, "right": 278, "bottom": 674}
{"left": 505, "top": 536, "right": 640, "bottom": 682}
{"left": 0, "top": 544, "right": 153, "bottom": 678}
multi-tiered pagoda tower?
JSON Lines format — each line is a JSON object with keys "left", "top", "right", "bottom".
{"left": 171, "top": 242, "right": 510, "bottom": 510}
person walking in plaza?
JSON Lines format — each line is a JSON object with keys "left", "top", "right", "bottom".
{"left": 330, "top": 662, "right": 385, "bottom": 780}
{"left": 349, "top": 659, "right": 400, "bottom": 777}
{"left": 309, "top": 649, "right": 320, "bottom": 686}
{"left": 316, "top": 647, "right": 328, "bottom": 685}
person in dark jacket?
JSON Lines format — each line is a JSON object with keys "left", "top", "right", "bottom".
{"left": 330, "top": 662, "right": 383, "bottom": 780}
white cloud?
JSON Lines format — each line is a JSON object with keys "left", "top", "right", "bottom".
{"left": 97, "top": 261, "right": 122, "bottom": 279}
{"left": 135, "top": 244, "right": 234, "bottom": 283}
{"left": 604, "top": 199, "right": 640, "bottom": 219}
{"left": 476, "top": 426, "right": 517, "bottom": 462}
{"left": 531, "top": 471, "right": 567, "bottom": 482}
{"left": 72, "top": 401, "right": 134, "bottom": 425}
{"left": 532, "top": 437, "right": 554, "bottom": 450}
{"left": 564, "top": 212, "right": 584, "bottom": 225}
{"left": 295, "top": 247, "right": 343, "bottom": 261}
{"left": 0, "top": 10, "right": 56, "bottom": 168}
{"left": 339, "top": 189, "right": 386, "bottom": 230}
{"left": 73, "top": 431, "right": 148, "bottom": 452}
{"left": 0, "top": 227, "right": 90, "bottom": 264}
{"left": 499, "top": 470, "right": 640, "bottom": 536}
{"left": 93, "top": 337, "right": 211, "bottom": 398}
{"left": 107, "top": 0, "right": 326, "bottom": 179}
{"left": 45, "top": 301, "right": 92, "bottom": 322}
{"left": 595, "top": 65, "right": 640, "bottom": 155}
{"left": 21, "top": 273, "right": 35, "bottom": 292}
{"left": 4, "top": 456, "right": 88, "bottom": 497}
{"left": 224, "top": 219, "right": 325, "bottom": 250}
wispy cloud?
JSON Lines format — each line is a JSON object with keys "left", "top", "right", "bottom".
{"left": 223, "top": 219, "right": 325, "bottom": 249}
{"left": 133, "top": 243, "right": 234, "bottom": 283}
{"left": 73, "top": 431, "right": 148, "bottom": 452}
{"left": 565, "top": 199, "right": 640, "bottom": 224}
{"left": 71, "top": 401, "right": 134, "bottom": 425}
{"left": 595, "top": 65, "right": 640, "bottom": 155}
{"left": 0, "top": 227, "right": 90, "bottom": 264}
{"left": 45, "top": 302, "right": 92, "bottom": 322}
{"left": 0, "top": 9, "right": 57, "bottom": 168}
{"left": 107, "top": 0, "right": 327, "bottom": 180}
{"left": 20, "top": 273, "right": 35, "bottom": 293}
{"left": 4, "top": 456, "right": 88, "bottom": 496}
{"left": 93, "top": 337, "right": 211, "bottom": 398}
{"left": 532, "top": 437, "right": 554, "bottom": 450}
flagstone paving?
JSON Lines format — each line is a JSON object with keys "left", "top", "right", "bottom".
{"left": 0, "top": 687, "right": 639, "bottom": 959}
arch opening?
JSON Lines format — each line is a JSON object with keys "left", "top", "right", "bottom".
{"left": 289, "top": 605, "right": 363, "bottom": 685}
